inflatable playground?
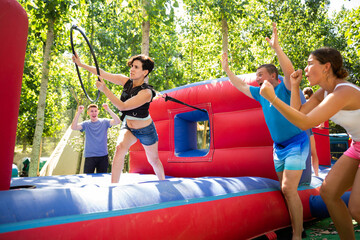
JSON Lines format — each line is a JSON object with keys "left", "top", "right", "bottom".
{"left": 0, "top": 1, "right": 352, "bottom": 239}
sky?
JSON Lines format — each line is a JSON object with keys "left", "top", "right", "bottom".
{"left": 174, "top": 0, "right": 360, "bottom": 18}
{"left": 328, "top": 0, "right": 360, "bottom": 13}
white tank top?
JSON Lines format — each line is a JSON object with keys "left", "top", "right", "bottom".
{"left": 324, "top": 83, "right": 360, "bottom": 141}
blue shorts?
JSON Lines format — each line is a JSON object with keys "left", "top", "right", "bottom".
{"left": 121, "top": 121, "right": 158, "bottom": 146}
{"left": 273, "top": 131, "right": 309, "bottom": 172}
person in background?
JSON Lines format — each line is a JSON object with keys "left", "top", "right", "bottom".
{"left": 302, "top": 87, "right": 313, "bottom": 100}
{"left": 302, "top": 87, "right": 319, "bottom": 176}
{"left": 260, "top": 47, "right": 360, "bottom": 240}
{"left": 71, "top": 103, "right": 120, "bottom": 174}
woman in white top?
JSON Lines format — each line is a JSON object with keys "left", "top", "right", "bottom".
{"left": 260, "top": 47, "right": 360, "bottom": 240}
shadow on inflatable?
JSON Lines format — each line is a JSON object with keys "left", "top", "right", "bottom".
{"left": 0, "top": 1, "right": 350, "bottom": 239}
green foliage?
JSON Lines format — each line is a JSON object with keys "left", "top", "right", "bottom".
{"left": 17, "top": 0, "right": 75, "bottom": 148}
{"left": 17, "top": 0, "right": 360, "bottom": 162}
{"left": 334, "top": 7, "right": 360, "bottom": 84}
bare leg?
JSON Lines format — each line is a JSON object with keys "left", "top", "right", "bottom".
{"left": 310, "top": 135, "right": 319, "bottom": 176}
{"left": 111, "top": 129, "right": 137, "bottom": 183}
{"left": 143, "top": 142, "right": 165, "bottom": 180}
{"left": 276, "top": 171, "right": 283, "bottom": 185}
{"left": 320, "top": 154, "right": 358, "bottom": 240}
{"left": 349, "top": 165, "right": 360, "bottom": 223}
{"left": 281, "top": 169, "right": 303, "bottom": 240}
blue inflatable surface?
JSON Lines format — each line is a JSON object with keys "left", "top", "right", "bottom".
{"left": 1, "top": 174, "right": 288, "bottom": 232}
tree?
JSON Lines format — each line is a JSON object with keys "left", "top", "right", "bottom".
{"left": 334, "top": 7, "right": 360, "bottom": 84}
{"left": 22, "top": 0, "right": 73, "bottom": 177}
{"left": 30, "top": 17, "right": 55, "bottom": 177}
{"left": 179, "top": 0, "right": 248, "bottom": 82}
{"left": 15, "top": 0, "right": 360, "bottom": 176}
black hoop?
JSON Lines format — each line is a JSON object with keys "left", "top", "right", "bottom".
{"left": 70, "top": 25, "right": 100, "bottom": 102}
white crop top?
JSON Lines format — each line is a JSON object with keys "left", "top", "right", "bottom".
{"left": 324, "top": 83, "right": 360, "bottom": 141}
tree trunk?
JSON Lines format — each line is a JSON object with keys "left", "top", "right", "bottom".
{"left": 87, "top": 6, "right": 95, "bottom": 85}
{"left": 141, "top": 0, "right": 150, "bottom": 83}
{"left": 190, "top": 7, "right": 194, "bottom": 80}
{"left": 141, "top": 20, "right": 150, "bottom": 57}
{"left": 141, "top": 0, "right": 150, "bottom": 57}
{"left": 22, "top": 138, "right": 27, "bottom": 153}
{"left": 221, "top": 17, "right": 229, "bottom": 54}
{"left": 29, "top": 18, "right": 55, "bottom": 177}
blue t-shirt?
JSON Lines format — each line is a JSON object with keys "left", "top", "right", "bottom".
{"left": 80, "top": 118, "right": 111, "bottom": 158}
{"left": 249, "top": 81, "right": 304, "bottom": 143}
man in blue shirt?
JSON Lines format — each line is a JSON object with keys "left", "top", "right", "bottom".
{"left": 71, "top": 103, "right": 121, "bottom": 174}
{"left": 221, "top": 23, "right": 309, "bottom": 240}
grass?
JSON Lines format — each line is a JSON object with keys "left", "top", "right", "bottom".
{"left": 303, "top": 218, "right": 360, "bottom": 240}
{"left": 13, "top": 137, "right": 60, "bottom": 164}
{"left": 255, "top": 217, "right": 360, "bottom": 239}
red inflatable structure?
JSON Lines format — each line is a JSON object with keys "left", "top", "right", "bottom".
{"left": 132, "top": 77, "right": 275, "bottom": 179}
{"left": 1, "top": 2, "right": 339, "bottom": 239}
{"left": 130, "top": 75, "right": 331, "bottom": 182}
{"left": 313, "top": 123, "right": 331, "bottom": 166}
{"left": 1, "top": 74, "right": 332, "bottom": 239}
{"left": 0, "top": 0, "right": 28, "bottom": 191}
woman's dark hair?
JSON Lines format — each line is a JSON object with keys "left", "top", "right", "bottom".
{"left": 257, "top": 64, "right": 279, "bottom": 80}
{"left": 302, "top": 87, "right": 313, "bottom": 100}
{"left": 127, "top": 55, "right": 154, "bottom": 77}
{"left": 310, "top": 47, "right": 348, "bottom": 79}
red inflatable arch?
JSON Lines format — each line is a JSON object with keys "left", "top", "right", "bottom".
{"left": 0, "top": 0, "right": 28, "bottom": 190}
{"left": 128, "top": 74, "right": 328, "bottom": 181}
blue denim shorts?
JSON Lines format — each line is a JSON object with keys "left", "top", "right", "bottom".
{"left": 121, "top": 121, "right": 158, "bottom": 146}
{"left": 273, "top": 131, "right": 309, "bottom": 172}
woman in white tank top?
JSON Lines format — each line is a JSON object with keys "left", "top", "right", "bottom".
{"left": 260, "top": 47, "right": 360, "bottom": 240}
